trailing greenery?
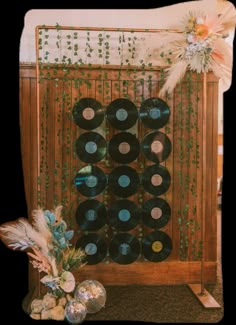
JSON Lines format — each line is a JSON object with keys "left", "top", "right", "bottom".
{"left": 36, "top": 25, "right": 203, "bottom": 262}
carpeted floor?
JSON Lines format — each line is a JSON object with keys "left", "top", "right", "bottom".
{"left": 85, "top": 281, "right": 223, "bottom": 323}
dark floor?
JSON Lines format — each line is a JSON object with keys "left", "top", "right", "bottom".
{"left": 85, "top": 282, "right": 223, "bottom": 323}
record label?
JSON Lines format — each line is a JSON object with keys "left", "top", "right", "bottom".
{"left": 119, "top": 142, "right": 130, "bottom": 154}
{"left": 108, "top": 166, "right": 139, "bottom": 197}
{"left": 76, "top": 199, "right": 107, "bottom": 230}
{"left": 72, "top": 98, "right": 104, "bottom": 130}
{"left": 109, "top": 233, "right": 141, "bottom": 264}
{"left": 108, "top": 132, "right": 140, "bottom": 164}
{"left": 139, "top": 97, "right": 170, "bottom": 129}
{"left": 76, "top": 234, "right": 107, "bottom": 265}
{"left": 119, "top": 243, "right": 130, "bottom": 255}
{"left": 75, "top": 132, "right": 107, "bottom": 163}
{"left": 82, "top": 107, "right": 95, "bottom": 120}
{"left": 151, "top": 174, "right": 163, "bottom": 186}
{"left": 85, "top": 142, "right": 97, "bottom": 154}
{"left": 142, "top": 231, "right": 172, "bottom": 262}
{"left": 118, "top": 209, "right": 131, "bottom": 222}
{"left": 86, "top": 209, "right": 97, "bottom": 221}
{"left": 106, "top": 98, "right": 138, "bottom": 130}
{"left": 108, "top": 199, "right": 140, "bottom": 231}
{"left": 116, "top": 108, "right": 128, "bottom": 121}
{"left": 142, "top": 197, "right": 171, "bottom": 229}
{"left": 152, "top": 241, "right": 163, "bottom": 253}
{"left": 141, "top": 131, "right": 171, "bottom": 163}
{"left": 151, "top": 207, "right": 162, "bottom": 220}
{"left": 75, "top": 166, "right": 107, "bottom": 197}
{"left": 85, "top": 175, "right": 98, "bottom": 187}
{"left": 141, "top": 164, "right": 170, "bottom": 196}
{"left": 118, "top": 175, "right": 131, "bottom": 187}
{"left": 85, "top": 243, "right": 98, "bottom": 255}
{"left": 151, "top": 141, "right": 163, "bottom": 154}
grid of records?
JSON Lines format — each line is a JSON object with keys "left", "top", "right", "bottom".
{"left": 72, "top": 97, "right": 172, "bottom": 265}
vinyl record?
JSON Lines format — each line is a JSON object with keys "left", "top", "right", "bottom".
{"left": 74, "top": 166, "right": 107, "bottom": 197}
{"left": 141, "top": 131, "right": 171, "bottom": 163}
{"left": 108, "top": 199, "right": 140, "bottom": 231}
{"left": 108, "top": 165, "right": 140, "bottom": 197}
{"left": 109, "top": 233, "right": 141, "bottom": 264}
{"left": 108, "top": 132, "right": 140, "bottom": 164}
{"left": 139, "top": 97, "right": 170, "bottom": 129}
{"left": 141, "top": 164, "right": 171, "bottom": 196}
{"left": 75, "top": 132, "right": 107, "bottom": 163}
{"left": 72, "top": 98, "right": 104, "bottom": 130}
{"left": 106, "top": 98, "right": 138, "bottom": 130}
{"left": 76, "top": 234, "right": 107, "bottom": 265}
{"left": 76, "top": 199, "right": 107, "bottom": 231}
{"left": 142, "top": 197, "right": 171, "bottom": 229}
{"left": 142, "top": 230, "right": 172, "bottom": 262}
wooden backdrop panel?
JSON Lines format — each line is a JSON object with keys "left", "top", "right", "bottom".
{"left": 20, "top": 63, "right": 218, "bottom": 286}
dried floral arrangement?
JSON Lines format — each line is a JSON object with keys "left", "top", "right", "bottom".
{"left": 159, "top": 6, "right": 236, "bottom": 96}
{"left": 0, "top": 206, "right": 106, "bottom": 323}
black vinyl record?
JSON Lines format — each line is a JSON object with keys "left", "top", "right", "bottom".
{"left": 139, "top": 97, "right": 170, "bottom": 129}
{"left": 108, "top": 165, "right": 140, "bottom": 197}
{"left": 142, "top": 197, "right": 171, "bottom": 229}
{"left": 76, "top": 234, "right": 107, "bottom": 265}
{"left": 108, "top": 199, "right": 140, "bottom": 231}
{"left": 106, "top": 98, "right": 138, "bottom": 130}
{"left": 141, "top": 164, "right": 171, "bottom": 196}
{"left": 142, "top": 230, "right": 172, "bottom": 262}
{"left": 76, "top": 199, "right": 107, "bottom": 231}
{"left": 72, "top": 98, "right": 104, "bottom": 130}
{"left": 109, "top": 233, "right": 141, "bottom": 264}
{"left": 141, "top": 131, "right": 171, "bottom": 163}
{"left": 74, "top": 166, "right": 107, "bottom": 197}
{"left": 75, "top": 131, "right": 107, "bottom": 163}
{"left": 108, "top": 132, "right": 140, "bottom": 164}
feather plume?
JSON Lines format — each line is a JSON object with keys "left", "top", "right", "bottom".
{"left": 0, "top": 217, "right": 59, "bottom": 276}
{"left": 32, "top": 208, "right": 52, "bottom": 243}
{"left": 54, "top": 205, "right": 63, "bottom": 223}
{"left": 212, "top": 38, "right": 232, "bottom": 68}
{"left": 0, "top": 218, "right": 47, "bottom": 252}
{"left": 159, "top": 60, "right": 188, "bottom": 97}
{"left": 217, "top": 2, "right": 236, "bottom": 34}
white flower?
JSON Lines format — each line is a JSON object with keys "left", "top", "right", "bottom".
{"left": 187, "top": 34, "right": 194, "bottom": 43}
{"left": 60, "top": 271, "right": 75, "bottom": 293}
{"left": 196, "top": 17, "right": 204, "bottom": 24}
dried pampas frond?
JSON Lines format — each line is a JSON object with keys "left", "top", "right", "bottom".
{"left": 0, "top": 218, "right": 48, "bottom": 253}
{"left": 217, "top": 2, "right": 236, "bottom": 35}
{"left": 158, "top": 8, "right": 235, "bottom": 96}
{"left": 54, "top": 205, "right": 63, "bottom": 223}
{"left": 159, "top": 60, "right": 188, "bottom": 97}
{"left": 32, "top": 208, "right": 52, "bottom": 243}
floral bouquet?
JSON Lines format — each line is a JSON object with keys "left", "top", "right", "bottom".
{"left": 159, "top": 7, "right": 236, "bottom": 96}
{"left": 0, "top": 206, "right": 106, "bottom": 322}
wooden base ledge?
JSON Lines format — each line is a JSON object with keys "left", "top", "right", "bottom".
{"left": 188, "top": 284, "right": 221, "bottom": 308}
{"left": 71, "top": 261, "right": 217, "bottom": 285}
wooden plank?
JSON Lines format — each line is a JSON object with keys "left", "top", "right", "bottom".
{"left": 188, "top": 283, "right": 221, "bottom": 308}
{"left": 172, "top": 83, "right": 184, "bottom": 260}
{"left": 29, "top": 78, "right": 38, "bottom": 214}
{"left": 20, "top": 78, "right": 31, "bottom": 209}
{"left": 74, "top": 261, "right": 217, "bottom": 284}
{"left": 205, "top": 80, "right": 217, "bottom": 261}
{"left": 53, "top": 79, "right": 63, "bottom": 208}
{"left": 45, "top": 79, "right": 55, "bottom": 209}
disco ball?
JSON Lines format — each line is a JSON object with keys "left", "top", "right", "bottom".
{"left": 74, "top": 280, "right": 106, "bottom": 314}
{"left": 64, "top": 299, "right": 87, "bottom": 324}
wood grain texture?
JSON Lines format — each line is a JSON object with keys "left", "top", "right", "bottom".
{"left": 19, "top": 63, "right": 218, "bottom": 286}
